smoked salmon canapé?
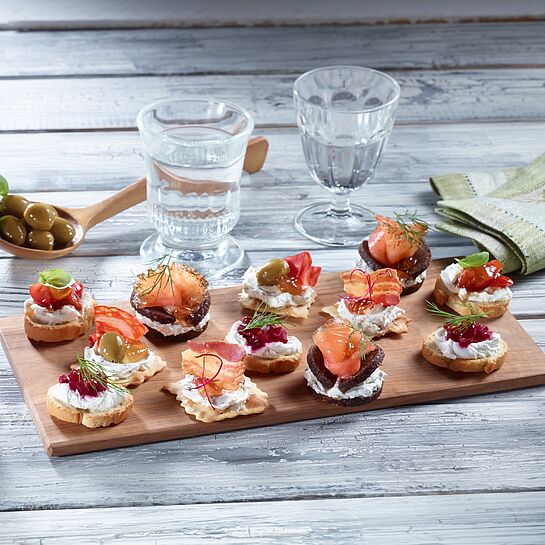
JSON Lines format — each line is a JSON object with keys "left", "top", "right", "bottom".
{"left": 322, "top": 268, "right": 411, "bottom": 338}
{"left": 239, "top": 251, "right": 321, "bottom": 319}
{"left": 130, "top": 256, "right": 211, "bottom": 341}
{"left": 433, "top": 252, "right": 513, "bottom": 319}
{"left": 358, "top": 212, "right": 431, "bottom": 295}
{"left": 304, "top": 319, "right": 386, "bottom": 406}
{"left": 163, "top": 340, "right": 269, "bottom": 423}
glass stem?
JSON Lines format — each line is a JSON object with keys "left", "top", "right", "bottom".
{"left": 329, "top": 192, "right": 351, "bottom": 216}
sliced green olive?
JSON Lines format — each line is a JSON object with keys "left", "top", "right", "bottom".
{"left": 50, "top": 217, "right": 76, "bottom": 245}
{"left": 97, "top": 332, "right": 125, "bottom": 363}
{"left": 256, "top": 258, "right": 290, "bottom": 286}
{"left": 122, "top": 341, "right": 149, "bottom": 363}
{"left": 0, "top": 195, "right": 30, "bottom": 218}
{"left": 23, "top": 203, "right": 58, "bottom": 231}
{"left": 0, "top": 215, "right": 27, "bottom": 246}
{"left": 27, "top": 230, "right": 55, "bottom": 251}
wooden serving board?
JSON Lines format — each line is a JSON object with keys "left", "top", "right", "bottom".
{"left": 2, "top": 259, "right": 545, "bottom": 456}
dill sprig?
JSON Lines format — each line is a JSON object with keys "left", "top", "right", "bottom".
{"left": 140, "top": 251, "right": 175, "bottom": 298}
{"left": 426, "top": 301, "right": 487, "bottom": 331}
{"left": 347, "top": 323, "right": 376, "bottom": 358}
{"left": 241, "top": 303, "right": 290, "bottom": 331}
{"left": 76, "top": 355, "right": 130, "bottom": 395}
{"left": 390, "top": 209, "right": 431, "bottom": 244}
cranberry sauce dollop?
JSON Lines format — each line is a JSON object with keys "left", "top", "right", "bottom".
{"left": 444, "top": 322, "right": 493, "bottom": 348}
{"left": 237, "top": 316, "right": 288, "bottom": 351}
{"left": 58, "top": 369, "right": 108, "bottom": 398}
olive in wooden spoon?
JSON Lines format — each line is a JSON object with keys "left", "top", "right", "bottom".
{"left": 0, "top": 136, "right": 268, "bottom": 260}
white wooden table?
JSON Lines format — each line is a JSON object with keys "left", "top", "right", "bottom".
{"left": 1, "top": 12, "right": 545, "bottom": 544}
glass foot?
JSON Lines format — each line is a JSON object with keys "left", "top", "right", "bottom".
{"left": 294, "top": 202, "right": 375, "bottom": 247}
{"left": 140, "top": 233, "right": 245, "bottom": 278}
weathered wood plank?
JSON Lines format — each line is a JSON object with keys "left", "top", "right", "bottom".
{"left": 3, "top": 69, "right": 545, "bottom": 131}
{"left": 1, "top": 23, "right": 545, "bottom": 78}
{"left": 2, "top": 492, "right": 545, "bottom": 544}
{"left": 3, "top": 0, "right": 545, "bottom": 30}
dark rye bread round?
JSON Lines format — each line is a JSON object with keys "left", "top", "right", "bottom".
{"left": 309, "top": 384, "right": 383, "bottom": 407}
{"left": 130, "top": 291, "right": 211, "bottom": 340}
{"left": 358, "top": 240, "right": 431, "bottom": 295}
{"left": 307, "top": 343, "right": 384, "bottom": 393}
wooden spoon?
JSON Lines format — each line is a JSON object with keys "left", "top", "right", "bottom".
{"left": 0, "top": 136, "right": 268, "bottom": 260}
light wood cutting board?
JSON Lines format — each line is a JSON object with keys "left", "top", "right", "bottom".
{"left": 1, "top": 259, "right": 544, "bottom": 456}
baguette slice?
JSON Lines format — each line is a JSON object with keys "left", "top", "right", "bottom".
{"left": 421, "top": 331, "right": 508, "bottom": 374}
{"left": 46, "top": 386, "right": 133, "bottom": 428}
{"left": 239, "top": 290, "right": 316, "bottom": 319}
{"left": 243, "top": 351, "right": 301, "bottom": 374}
{"left": 433, "top": 277, "right": 510, "bottom": 319}
{"left": 24, "top": 299, "right": 95, "bottom": 343}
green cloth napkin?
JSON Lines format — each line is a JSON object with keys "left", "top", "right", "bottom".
{"left": 430, "top": 152, "right": 545, "bottom": 275}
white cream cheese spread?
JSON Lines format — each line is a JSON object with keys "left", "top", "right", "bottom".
{"left": 225, "top": 320, "right": 302, "bottom": 359}
{"left": 336, "top": 298, "right": 405, "bottom": 335}
{"left": 135, "top": 311, "right": 210, "bottom": 337}
{"left": 25, "top": 290, "right": 94, "bottom": 326}
{"left": 83, "top": 345, "right": 156, "bottom": 382}
{"left": 49, "top": 382, "right": 128, "bottom": 412}
{"left": 177, "top": 374, "right": 252, "bottom": 412}
{"left": 242, "top": 266, "right": 314, "bottom": 308}
{"left": 304, "top": 367, "right": 386, "bottom": 400}
{"left": 434, "top": 327, "right": 502, "bottom": 360}
{"left": 440, "top": 263, "right": 512, "bottom": 303}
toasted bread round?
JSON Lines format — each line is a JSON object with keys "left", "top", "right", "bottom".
{"left": 433, "top": 277, "right": 510, "bottom": 319}
{"left": 309, "top": 384, "right": 383, "bottom": 407}
{"left": 46, "top": 386, "right": 133, "bottom": 428}
{"left": 243, "top": 351, "right": 301, "bottom": 374}
{"left": 421, "top": 331, "right": 508, "bottom": 374}
{"left": 239, "top": 290, "right": 316, "bottom": 319}
{"left": 24, "top": 300, "right": 95, "bottom": 343}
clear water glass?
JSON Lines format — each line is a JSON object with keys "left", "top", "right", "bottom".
{"left": 137, "top": 98, "right": 254, "bottom": 277}
{"left": 293, "top": 66, "right": 400, "bottom": 246}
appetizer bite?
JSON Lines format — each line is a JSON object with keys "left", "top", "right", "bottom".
{"left": 164, "top": 340, "right": 269, "bottom": 423}
{"left": 434, "top": 252, "right": 513, "bottom": 318}
{"left": 47, "top": 356, "right": 133, "bottom": 428}
{"left": 84, "top": 305, "right": 166, "bottom": 386}
{"left": 239, "top": 251, "right": 321, "bottom": 319}
{"left": 421, "top": 303, "right": 508, "bottom": 374}
{"left": 322, "top": 268, "right": 410, "bottom": 338}
{"left": 225, "top": 304, "right": 302, "bottom": 374}
{"left": 24, "top": 268, "right": 95, "bottom": 342}
{"left": 131, "top": 255, "right": 211, "bottom": 340}
{"left": 358, "top": 212, "right": 431, "bottom": 295}
{"left": 304, "top": 319, "right": 386, "bottom": 406}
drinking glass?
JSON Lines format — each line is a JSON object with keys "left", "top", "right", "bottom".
{"left": 137, "top": 98, "right": 254, "bottom": 277}
{"left": 293, "top": 66, "right": 400, "bottom": 246}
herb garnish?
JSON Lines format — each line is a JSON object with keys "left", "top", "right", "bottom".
{"left": 38, "top": 268, "right": 73, "bottom": 288}
{"left": 426, "top": 301, "right": 487, "bottom": 331}
{"left": 140, "top": 251, "right": 175, "bottom": 298}
{"left": 0, "top": 175, "right": 8, "bottom": 198}
{"left": 391, "top": 210, "right": 431, "bottom": 244}
{"left": 455, "top": 251, "right": 490, "bottom": 269}
{"left": 76, "top": 355, "right": 130, "bottom": 394}
{"left": 241, "top": 303, "right": 290, "bottom": 331}
{"left": 347, "top": 323, "right": 375, "bottom": 358}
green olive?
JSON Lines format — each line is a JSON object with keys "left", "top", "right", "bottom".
{"left": 256, "top": 258, "right": 290, "bottom": 286}
{"left": 122, "top": 341, "right": 149, "bottom": 363}
{"left": 49, "top": 217, "right": 76, "bottom": 245}
{"left": 97, "top": 332, "right": 125, "bottom": 363}
{"left": 23, "top": 203, "right": 58, "bottom": 230}
{"left": 0, "top": 195, "right": 30, "bottom": 218}
{"left": 27, "top": 230, "right": 55, "bottom": 251}
{"left": 0, "top": 215, "right": 27, "bottom": 246}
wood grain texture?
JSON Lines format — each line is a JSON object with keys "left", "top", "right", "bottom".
{"left": 4, "top": 69, "right": 545, "bottom": 131}
{"left": 2, "top": 262, "right": 544, "bottom": 456}
{"left": 2, "top": 492, "right": 545, "bottom": 544}
{"left": 1, "top": 23, "right": 545, "bottom": 78}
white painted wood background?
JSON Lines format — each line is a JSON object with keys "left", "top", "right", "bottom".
{"left": 0, "top": 7, "right": 545, "bottom": 543}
